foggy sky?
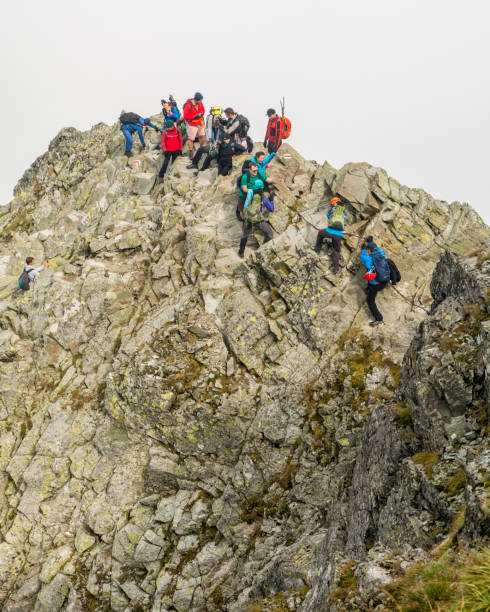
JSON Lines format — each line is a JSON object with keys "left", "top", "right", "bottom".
{"left": 1, "top": 0, "right": 489, "bottom": 223}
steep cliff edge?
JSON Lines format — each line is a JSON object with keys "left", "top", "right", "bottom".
{"left": 0, "top": 118, "right": 488, "bottom": 612}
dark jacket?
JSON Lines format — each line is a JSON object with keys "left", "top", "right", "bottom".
{"left": 217, "top": 142, "right": 233, "bottom": 166}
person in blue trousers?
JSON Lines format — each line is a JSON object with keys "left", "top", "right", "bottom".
{"left": 121, "top": 116, "right": 160, "bottom": 157}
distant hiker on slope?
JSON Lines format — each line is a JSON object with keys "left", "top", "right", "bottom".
{"left": 158, "top": 120, "right": 183, "bottom": 179}
{"left": 18, "top": 257, "right": 49, "bottom": 291}
{"left": 119, "top": 112, "right": 160, "bottom": 157}
{"left": 264, "top": 108, "right": 283, "bottom": 154}
{"left": 360, "top": 238, "right": 391, "bottom": 327}
{"left": 183, "top": 92, "right": 205, "bottom": 160}
{"left": 312, "top": 197, "right": 348, "bottom": 274}
{"left": 238, "top": 180, "right": 274, "bottom": 257}
{"left": 224, "top": 107, "right": 252, "bottom": 154}
{"left": 198, "top": 133, "right": 234, "bottom": 176}
{"left": 237, "top": 161, "right": 273, "bottom": 220}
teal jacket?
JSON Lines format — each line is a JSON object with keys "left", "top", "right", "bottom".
{"left": 250, "top": 152, "right": 275, "bottom": 173}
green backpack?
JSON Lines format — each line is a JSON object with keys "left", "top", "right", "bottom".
{"left": 245, "top": 193, "right": 262, "bottom": 224}
{"left": 328, "top": 204, "right": 345, "bottom": 231}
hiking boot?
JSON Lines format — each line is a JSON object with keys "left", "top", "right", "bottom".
{"left": 124, "top": 151, "right": 131, "bottom": 158}
{"left": 186, "top": 163, "right": 197, "bottom": 170}
{"left": 369, "top": 320, "right": 383, "bottom": 327}
{"left": 238, "top": 251, "right": 245, "bottom": 258}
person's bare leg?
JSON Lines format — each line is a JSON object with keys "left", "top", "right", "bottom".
{"left": 198, "top": 134, "right": 206, "bottom": 146}
{"left": 186, "top": 139, "right": 194, "bottom": 159}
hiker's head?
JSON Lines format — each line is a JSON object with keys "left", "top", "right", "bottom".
{"left": 255, "top": 151, "right": 266, "bottom": 162}
{"left": 222, "top": 134, "right": 231, "bottom": 144}
{"left": 366, "top": 241, "right": 377, "bottom": 253}
{"left": 165, "top": 119, "right": 175, "bottom": 129}
{"left": 266, "top": 108, "right": 276, "bottom": 119}
{"left": 249, "top": 162, "right": 258, "bottom": 176}
{"left": 330, "top": 197, "right": 341, "bottom": 206}
{"left": 224, "top": 107, "right": 236, "bottom": 119}
{"left": 194, "top": 92, "right": 203, "bottom": 102}
{"left": 26, "top": 256, "right": 34, "bottom": 265}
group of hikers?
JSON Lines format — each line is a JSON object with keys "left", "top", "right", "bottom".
{"left": 19, "top": 92, "right": 399, "bottom": 328}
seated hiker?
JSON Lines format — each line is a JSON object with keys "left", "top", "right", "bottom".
{"left": 158, "top": 119, "right": 183, "bottom": 178}
{"left": 19, "top": 257, "right": 49, "bottom": 291}
{"left": 312, "top": 197, "right": 348, "bottom": 274}
{"left": 186, "top": 113, "right": 224, "bottom": 170}
{"left": 238, "top": 181, "right": 274, "bottom": 257}
{"left": 360, "top": 237, "right": 390, "bottom": 327}
{"left": 263, "top": 108, "right": 283, "bottom": 154}
{"left": 237, "top": 161, "right": 273, "bottom": 220}
{"left": 250, "top": 150, "right": 276, "bottom": 174}
{"left": 224, "top": 107, "right": 252, "bottom": 154}
{"left": 198, "top": 133, "right": 233, "bottom": 176}
{"left": 119, "top": 112, "right": 160, "bottom": 157}
{"left": 183, "top": 92, "right": 205, "bottom": 160}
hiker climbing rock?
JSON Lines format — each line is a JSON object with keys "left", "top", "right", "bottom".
{"left": 18, "top": 257, "right": 49, "bottom": 291}
{"left": 183, "top": 92, "right": 205, "bottom": 160}
{"left": 119, "top": 112, "right": 160, "bottom": 157}
{"left": 237, "top": 161, "right": 273, "bottom": 220}
{"left": 264, "top": 108, "right": 283, "bottom": 154}
{"left": 361, "top": 238, "right": 390, "bottom": 327}
{"left": 199, "top": 134, "right": 233, "bottom": 176}
{"left": 224, "top": 107, "right": 252, "bottom": 154}
{"left": 312, "top": 197, "right": 348, "bottom": 274}
{"left": 238, "top": 181, "right": 274, "bottom": 258}
{"left": 158, "top": 119, "right": 183, "bottom": 179}
{"left": 250, "top": 151, "right": 276, "bottom": 174}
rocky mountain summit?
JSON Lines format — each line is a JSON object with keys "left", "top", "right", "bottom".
{"left": 0, "top": 118, "right": 488, "bottom": 612}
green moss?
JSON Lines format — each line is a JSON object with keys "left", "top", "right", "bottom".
{"left": 329, "top": 561, "right": 359, "bottom": 603}
{"left": 392, "top": 403, "right": 413, "bottom": 428}
{"left": 411, "top": 451, "right": 440, "bottom": 480}
{"left": 445, "top": 467, "right": 466, "bottom": 497}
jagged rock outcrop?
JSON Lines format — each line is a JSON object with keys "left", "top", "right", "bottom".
{"left": 0, "top": 116, "right": 488, "bottom": 612}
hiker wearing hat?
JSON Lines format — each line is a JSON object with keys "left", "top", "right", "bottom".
{"left": 183, "top": 92, "right": 206, "bottom": 160}
{"left": 199, "top": 133, "right": 234, "bottom": 176}
{"left": 119, "top": 113, "right": 160, "bottom": 157}
{"left": 360, "top": 237, "right": 390, "bottom": 327}
{"left": 161, "top": 98, "right": 180, "bottom": 123}
{"left": 264, "top": 108, "right": 283, "bottom": 154}
{"left": 158, "top": 119, "right": 183, "bottom": 178}
{"left": 312, "top": 197, "right": 348, "bottom": 274}
{"left": 238, "top": 179, "right": 274, "bottom": 258}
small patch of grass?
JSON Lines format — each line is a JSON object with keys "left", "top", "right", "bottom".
{"left": 411, "top": 451, "right": 440, "bottom": 480}
{"left": 445, "top": 467, "right": 466, "bottom": 497}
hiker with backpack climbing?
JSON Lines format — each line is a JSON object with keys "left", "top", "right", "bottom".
{"left": 198, "top": 133, "right": 233, "bottom": 176}
{"left": 224, "top": 108, "right": 252, "bottom": 154}
{"left": 186, "top": 109, "right": 225, "bottom": 170}
{"left": 238, "top": 180, "right": 274, "bottom": 258}
{"left": 360, "top": 238, "right": 390, "bottom": 327}
{"left": 183, "top": 92, "right": 205, "bottom": 160}
{"left": 119, "top": 113, "right": 160, "bottom": 157}
{"left": 264, "top": 108, "right": 283, "bottom": 154}
{"left": 312, "top": 197, "right": 348, "bottom": 274}
{"left": 18, "top": 257, "right": 49, "bottom": 291}
{"left": 237, "top": 161, "right": 273, "bottom": 220}
{"left": 158, "top": 119, "right": 183, "bottom": 179}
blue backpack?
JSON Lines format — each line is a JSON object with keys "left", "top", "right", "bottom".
{"left": 372, "top": 252, "right": 390, "bottom": 283}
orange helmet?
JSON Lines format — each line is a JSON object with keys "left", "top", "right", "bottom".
{"left": 330, "top": 197, "right": 341, "bottom": 205}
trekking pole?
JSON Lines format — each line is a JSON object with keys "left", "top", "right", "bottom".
{"left": 391, "top": 284, "right": 430, "bottom": 314}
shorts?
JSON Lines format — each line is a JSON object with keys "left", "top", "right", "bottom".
{"left": 186, "top": 124, "right": 205, "bottom": 141}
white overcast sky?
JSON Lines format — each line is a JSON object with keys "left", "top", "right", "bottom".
{"left": 1, "top": 0, "right": 489, "bottom": 223}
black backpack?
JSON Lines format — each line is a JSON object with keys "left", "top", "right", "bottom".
{"left": 18, "top": 267, "right": 33, "bottom": 291}
{"left": 236, "top": 160, "right": 251, "bottom": 188}
{"left": 371, "top": 252, "right": 391, "bottom": 283}
{"left": 237, "top": 115, "right": 250, "bottom": 137}
{"left": 387, "top": 258, "right": 401, "bottom": 285}
{"left": 119, "top": 112, "right": 141, "bottom": 125}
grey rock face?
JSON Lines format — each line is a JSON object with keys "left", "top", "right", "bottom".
{"left": 0, "top": 117, "right": 488, "bottom": 611}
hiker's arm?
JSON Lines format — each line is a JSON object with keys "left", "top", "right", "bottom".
{"left": 241, "top": 175, "right": 249, "bottom": 193}
{"left": 145, "top": 120, "right": 158, "bottom": 130}
{"left": 360, "top": 249, "right": 371, "bottom": 269}
{"left": 264, "top": 153, "right": 275, "bottom": 164}
{"left": 226, "top": 119, "right": 240, "bottom": 136}
{"left": 136, "top": 125, "right": 145, "bottom": 146}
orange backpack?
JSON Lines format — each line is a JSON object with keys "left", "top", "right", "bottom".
{"left": 281, "top": 116, "right": 292, "bottom": 140}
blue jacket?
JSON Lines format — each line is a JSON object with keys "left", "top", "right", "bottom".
{"left": 324, "top": 205, "right": 348, "bottom": 237}
{"left": 251, "top": 153, "right": 275, "bottom": 173}
{"left": 361, "top": 247, "right": 386, "bottom": 284}
{"left": 162, "top": 106, "right": 180, "bottom": 122}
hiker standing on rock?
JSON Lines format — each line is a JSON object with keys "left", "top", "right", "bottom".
{"left": 224, "top": 108, "right": 252, "bottom": 154}
{"left": 312, "top": 197, "right": 348, "bottom": 274}
{"left": 18, "top": 257, "right": 49, "bottom": 291}
{"left": 119, "top": 113, "right": 160, "bottom": 157}
{"left": 238, "top": 180, "right": 274, "bottom": 258}
{"left": 361, "top": 238, "right": 391, "bottom": 327}
{"left": 158, "top": 120, "right": 183, "bottom": 179}
{"left": 264, "top": 108, "right": 283, "bottom": 153}
{"left": 237, "top": 161, "right": 273, "bottom": 220}
{"left": 183, "top": 92, "right": 205, "bottom": 160}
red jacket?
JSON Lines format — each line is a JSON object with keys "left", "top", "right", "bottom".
{"left": 161, "top": 127, "right": 183, "bottom": 152}
{"left": 183, "top": 98, "right": 205, "bottom": 126}
{"left": 265, "top": 116, "right": 283, "bottom": 148}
